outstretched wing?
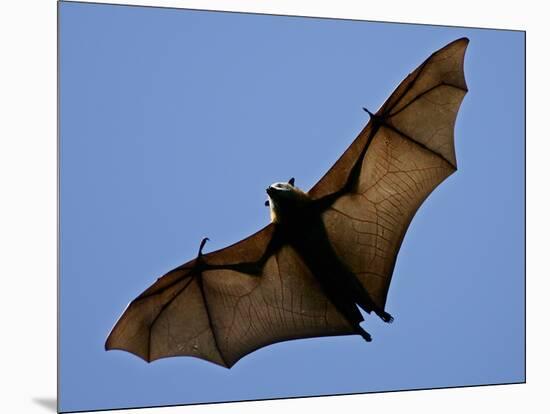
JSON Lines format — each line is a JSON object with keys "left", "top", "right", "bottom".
{"left": 105, "top": 224, "right": 354, "bottom": 368}
{"left": 310, "top": 38, "right": 469, "bottom": 310}
{"left": 106, "top": 38, "right": 468, "bottom": 367}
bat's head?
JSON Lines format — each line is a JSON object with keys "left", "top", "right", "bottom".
{"left": 266, "top": 178, "right": 310, "bottom": 224}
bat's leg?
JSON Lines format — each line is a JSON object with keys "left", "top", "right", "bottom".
{"left": 356, "top": 326, "right": 372, "bottom": 342}
{"left": 352, "top": 282, "right": 394, "bottom": 323}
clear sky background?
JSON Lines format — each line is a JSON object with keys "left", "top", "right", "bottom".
{"left": 59, "top": 2, "right": 525, "bottom": 412}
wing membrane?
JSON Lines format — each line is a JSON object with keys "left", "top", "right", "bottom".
{"left": 317, "top": 38, "right": 469, "bottom": 310}
{"left": 323, "top": 127, "right": 454, "bottom": 309}
{"left": 106, "top": 226, "right": 353, "bottom": 368}
{"left": 202, "top": 244, "right": 353, "bottom": 367}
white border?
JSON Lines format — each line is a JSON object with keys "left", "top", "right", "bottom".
{"left": 60, "top": 0, "right": 528, "bottom": 30}
{"left": 1, "top": 1, "right": 546, "bottom": 413}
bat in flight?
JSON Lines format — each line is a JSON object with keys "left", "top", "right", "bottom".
{"left": 106, "top": 38, "right": 469, "bottom": 368}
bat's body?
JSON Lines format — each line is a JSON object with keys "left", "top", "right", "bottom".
{"left": 267, "top": 180, "right": 392, "bottom": 342}
{"left": 106, "top": 38, "right": 469, "bottom": 368}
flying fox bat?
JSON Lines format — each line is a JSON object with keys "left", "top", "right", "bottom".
{"left": 106, "top": 38, "right": 469, "bottom": 368}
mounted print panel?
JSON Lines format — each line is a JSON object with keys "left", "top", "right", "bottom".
{"left": 58, "top": 2, "right": 525, "bottom": 412}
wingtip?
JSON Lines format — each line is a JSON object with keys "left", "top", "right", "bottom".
{"left": 105, "top": 328, "right": 153, "bottom": 362}
{"left": 428, "top": 37, "right": 469, "bottom": 66}
{"left": 459, "top": 37, "right": 470, "bottom": 50}
{"left": 449, "top": 37, "right": 469, "bottom": 45}
{"left": 105, "top": 341, "right": 153, "bottom": 363}
{"left": 104, "top": 334, "right": 114, "bottom": 352}
{"left": 442, "top": 37, "right": 470, "bottom": 51}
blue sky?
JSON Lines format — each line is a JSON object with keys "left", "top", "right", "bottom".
{"left": 59, "top": 2, "right": 525, "bottom": 412}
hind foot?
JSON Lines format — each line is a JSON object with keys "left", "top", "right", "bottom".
{"left": 357, "top": 327, "right": 372, "bottom": 342}
{"left": 376, "top": 310, "right": 394, "bottom": 323}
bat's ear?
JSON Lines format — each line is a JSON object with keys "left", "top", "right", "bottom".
{"left": 288, "top": 177, "right": 295, "bottom": 186}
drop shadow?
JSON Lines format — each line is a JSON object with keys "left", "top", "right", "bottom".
{"left": 32, "top": 397, "right": 57, "bottom": 412}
